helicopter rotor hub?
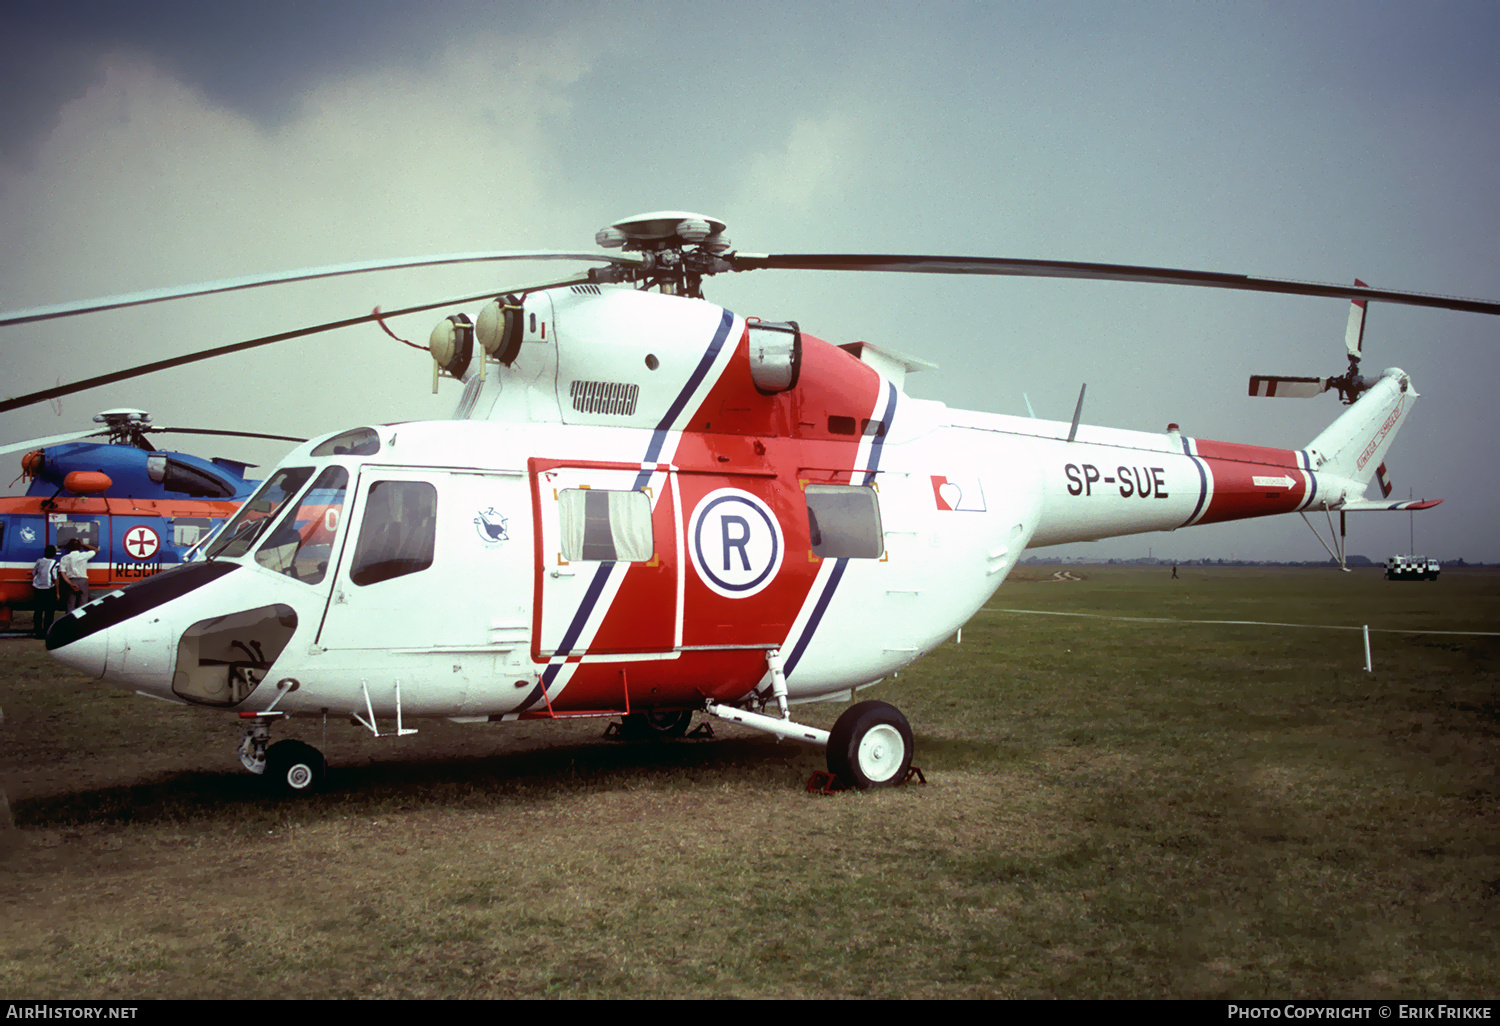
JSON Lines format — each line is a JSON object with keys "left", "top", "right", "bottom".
{"left": 591, "top": 211, "right": 733, "bottom": 297}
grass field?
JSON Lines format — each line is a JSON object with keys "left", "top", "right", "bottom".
{"left": 1, "top": 566, "right": 1496, "bottom": 999}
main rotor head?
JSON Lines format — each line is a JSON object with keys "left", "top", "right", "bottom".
{"left": 590, "top": 211, "right": 734, "bottom": 297}
{"left": 94, "top": 408, "right": 154, "bottom": 447}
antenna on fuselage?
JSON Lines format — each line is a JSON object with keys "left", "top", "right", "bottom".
{"left": 1066, "top": 383, "right": 1087, "bottom": 442}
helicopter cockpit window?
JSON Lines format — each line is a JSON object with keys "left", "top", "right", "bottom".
{"left": 350, "top": 480, "right": 437, "bottom": 586}
{"left": 558, "top": 489, "right": 653, "bottom": 562}
{"left": 312, "top": 427, "right": 381, "bottom": 457}
{"left": 253, "top": 466, "right": 348, "bottom": 584}
{"left": 805, "top": 484, "right": 884, "bottom": 559}
{"left": 206, "top": 466, "right": 315, "bottom": 559}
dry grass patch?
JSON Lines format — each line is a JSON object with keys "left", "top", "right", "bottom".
{"left": 1, "top": 567, "right": 1496, "bottom": 997}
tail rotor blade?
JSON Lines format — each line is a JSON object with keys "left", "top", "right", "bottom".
{"left": 1248, "top": 375, "right": 1330, "bottom": 398}
{"left": 1345, "top": 279, "right": 1368, "bottom": 362}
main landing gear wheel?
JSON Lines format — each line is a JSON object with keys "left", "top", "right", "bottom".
{"left": 640, "top": 709, "right": 694, "bottom": 737}
{"left": 613, "top": 709, "right": 694, "bottom": 739}
{"left": 264, "top": 740, "right": 326, "bottom": 796}
{"left": 826, "top": 701, "right": 913, "bottom": 790}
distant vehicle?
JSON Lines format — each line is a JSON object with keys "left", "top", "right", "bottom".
{"left": 1385, "top": 555, "right": 1440, "bottom": 581}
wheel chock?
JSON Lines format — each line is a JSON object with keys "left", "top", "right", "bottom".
{"left": 805, "top": 765, "right": 926, "bottom": 795}
{"left": 805, "top": 770, "right": 845, "bottom": 794}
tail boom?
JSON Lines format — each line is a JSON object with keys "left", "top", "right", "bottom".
{"left": 980, "top": 368, "right": 1423, "bottom": 549}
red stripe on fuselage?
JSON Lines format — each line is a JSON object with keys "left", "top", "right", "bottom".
{"left": 536, "top": 332, "right": 885, "bottom": 712}
{"left": 1192, "top": 439, "right": 1307, "bottom": 526}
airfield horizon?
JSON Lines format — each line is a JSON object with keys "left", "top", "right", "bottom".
{"left": 1, "top": 565, "right": 1495, "bottom": 999}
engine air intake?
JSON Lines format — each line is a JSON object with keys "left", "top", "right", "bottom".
{"left": 747, "top": 319, "right": 801, "bottom": 394}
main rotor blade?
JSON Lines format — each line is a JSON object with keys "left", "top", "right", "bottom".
{"left": 0, "top": 252, "right": 642, "bottom": 328}
{"left": 0, "top": 274, "right": 592, "bottom": 414}
{"left": 0, "top": 428, "right": 107, "bottom": 459}
{"left": 150, "top": 427, "right": 308, "bottom": 443}
{"left": 729, "top": 254, "right": 1500, "bottom": 316}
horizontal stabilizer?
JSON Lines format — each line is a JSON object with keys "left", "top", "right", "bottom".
{"left": 1249, "top": 375, "right": 1328, "bottom": 398}
{"left": 1339, "top": 498, "right": 1443, "bottom": 512}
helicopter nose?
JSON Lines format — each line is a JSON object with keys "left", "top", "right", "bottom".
{"left": 47, "top": 562, "right": 243, "bottom": 694}
{"left": 47, "top": 614, "right": 110, "bottom": 679}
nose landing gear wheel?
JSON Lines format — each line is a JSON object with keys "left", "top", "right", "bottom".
{"left": 264, "top": 740, "right": 326, "bottom": 796}
{"left": 826, "top": 700, "right": 913, "bottom": 789}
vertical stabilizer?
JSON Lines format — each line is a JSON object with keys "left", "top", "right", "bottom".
{"left": 1306, "top": 368, "right": 1416, "bottom": 489}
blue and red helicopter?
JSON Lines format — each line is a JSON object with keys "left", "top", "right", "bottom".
{"left": 0, "top": 409, "right": 302, "bottom": 630}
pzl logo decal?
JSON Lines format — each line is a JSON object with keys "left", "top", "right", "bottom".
{"left": 19, "top": 526, "right": 36, "bottom": 543}
{"left": 687, "top": 488, "right": 784, "bottom": 599}
{"left": 474, "top": 507, "right": 509, "bottom": 544}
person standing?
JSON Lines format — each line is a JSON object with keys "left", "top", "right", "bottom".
{"left": 31, "top": 544, "right": 59, "bottom": 638}
{"left": 58, "top": 538, "right": 99, "bottom": 612}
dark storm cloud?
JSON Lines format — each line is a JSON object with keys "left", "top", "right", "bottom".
{"left": 0, "top": 0, "right": 542, "bottom": 164}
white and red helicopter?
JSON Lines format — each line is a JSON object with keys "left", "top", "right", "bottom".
{"left": 5, "top": 212, "right": 1496, "bottom": 794}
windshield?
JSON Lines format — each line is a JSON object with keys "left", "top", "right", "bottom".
{"left": 254, "top": 465, "right": 349, "bottom": 584}
{"left": 205, "top": 466, "right": 315, "bottom": 559}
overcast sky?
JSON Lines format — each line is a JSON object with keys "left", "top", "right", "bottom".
{"left": 2, "top": 1, "right": 1497, "bottom": 562}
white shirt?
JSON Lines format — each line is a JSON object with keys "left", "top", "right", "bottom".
{"left": 32, "top": 557, "right": 58, "bottom": 589}
{"left": 59, "top": 548, "right": 95, "bottom": 580}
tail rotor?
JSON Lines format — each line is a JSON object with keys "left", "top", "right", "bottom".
{"left": 1249, "top": 281, "right": 1374, "bottom": 404}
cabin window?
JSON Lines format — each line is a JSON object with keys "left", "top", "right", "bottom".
{"left": 55, "top": 519, "right": 100, "bottom": 549}
{"left": 826, "top": 416, "right": 885, "bottom": 438}
{"left": 312, "top": 427, "right": 380, "bottom": 457}
{"left": 254, "top": 466, "right": 348, "bottom": 585}
{"left": 172, "top": 517, "right": 212, "bottom": 547}
{"left": 805, "top": 484, "right": 883, "bottom": 558}
{"left": 558, "top": 488, "right": 653, "bottom": 562}
{"left": 208, "top": 466, "right": 315, "bottom": 559}
{"left": 350, "top": 480, "right": 437, "bottom": 586}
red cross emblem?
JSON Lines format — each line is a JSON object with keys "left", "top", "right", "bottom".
{"left": 123, "top": 525, "right": 160, "bottom": 560}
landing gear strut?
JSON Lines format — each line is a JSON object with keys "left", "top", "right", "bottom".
{"left": 702, "top": 649, "right": 919, "bottom": 791}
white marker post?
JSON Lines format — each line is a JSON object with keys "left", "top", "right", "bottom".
{"left": 1363, "top": 625, "right": 1373, "bottom": 673}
